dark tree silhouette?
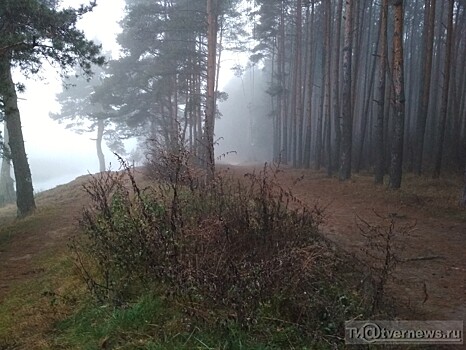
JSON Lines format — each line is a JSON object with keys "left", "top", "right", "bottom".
{"left": 0, "top": 0, "right": 104, "bottom": 217}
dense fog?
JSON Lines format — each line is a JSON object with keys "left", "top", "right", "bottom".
{"left": 216, "top": 66, "right": 273, "bottom": 165}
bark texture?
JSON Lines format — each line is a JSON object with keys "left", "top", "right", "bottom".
{"left": 432, "top": 0, "right": 454, "bottom": 179}
{"left": 0, "top": 123, "right": 16, "bottom": 205}
{"left": 374, "top": 0, "right": 388, "bottom": 184}
{"left": 204, "top": 0, "right": 218, "bottom": 181}
{"left": 388, "top": 0, "right": 406, "bottom": 189}
{"left": 339, "top": 0, "right": 353, "bottom": 181}
{"left": 96, "top": 119, "right": 105, "bottom": 172}
{"left": 414, "top": 0, "right": 436, "bottom": 175}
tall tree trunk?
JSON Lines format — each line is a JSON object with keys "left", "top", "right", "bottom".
{"left": 278, "top": 2, "right": 288, "bottom": 164}
{"left": 295, "top": 0, "right": 303, "bottom": 167}
{"left": 270, "top": 42, "right": 280, "bottom": 162}
{"left": 462, "top": 91, "right": 466, "bottom": 205}
{"left": 0, "top": 56, "right": 36, "bottom": 217}
{"left": 414, "top": 0, "right": 436, "bottom": 175}
{"left": 332, "top": 0, "right": 343, "bottom": 171}
{"left": 455, "top": 11, "right": 466, "bottom": 166}
{"left": 404, "top": 0, "right": 421, "bottom": 173}
{"left": 291, "top": 0, "right": 302, "bottom": 167}
{"left": 324, "top": 0, "right": 332, "bottom": 175}
{"left": 300, "top": 4, "right": 311, "bottom": 165}
{"left": 355, "top": 9, "right": 379, "bottom": 173}
{"left": 96, "top": 119, "right": 106, "bottom": 172}
{"left": 449, "top": 4, "right": 465, "bottom": 168}
{"left": 316, "top": 89, "right": 324, "bottom": 168}
{"left": 195, "top": 45, "right": 203, "bottom": 160}
{"left": 388, "top": 0, "right": 406, "bottom": 189}
{"left": 303, "top": 0, "right": 315, "bottom": 169}
{"left": 339, "top": 0, "right": 354, "bottom": 181}
{"left": 374, "top": 0, "right": 388, "bottom": 184}
{"left": 432, "top": 0, "right": 454, "bottom": 179}
{"left": 315, "top": 0, "right": 330, "bottom": 170}
{"left": 0, "top": 123, "right": 16, "bottom": 206}
{"left": 204, "top": 0, "right": 218, "bottom": 181}
{"left": 461, "top": 164, "right": 466, "bottom": 206}
{"left": 426, "top": 0, "right": 444, "bottom": 163}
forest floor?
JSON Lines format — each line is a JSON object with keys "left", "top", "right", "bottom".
{"left": 0, "top": 165, "right": 465, "bottom": 348}
{"left": 226, "top": 164, "right": 466, "bottom": 323}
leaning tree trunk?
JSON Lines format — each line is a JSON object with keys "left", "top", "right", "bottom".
{"left": 339, "top": 0, "right": 354, "bottom": 181}
{"left": 0, "top": 123, "right": 16, "bottom": 206}
{"left": 0, "top": 56, "right": 36, "bottom": 217}
{"left": 96, "top": 118, "right": 106, "bottom": 172}
{"left": 388, "top": 0, "right": 406, "bottom": 190}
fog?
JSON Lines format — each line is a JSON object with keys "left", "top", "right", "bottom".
{"left": 10, "top": 0, "right": 125, "bottom": 191}
{"left": 216, "top": 66, "right": 274, "bottom": 165}
{"left": 5, "top": 0, "right": 268, "bottom": 194}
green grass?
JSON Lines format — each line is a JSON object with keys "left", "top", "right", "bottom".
{"left": 0, "top": 254, "right": 79, "bottom": 348}
{"left": 56, "top": 292, "right": 230, "bottom": 349}
{"left": 55, "top": 294, "right": 171, "bottom": 349}
{"left": 0, "top": 212, "right": 84, "bottom": 349}
{"left": 53, "top": 291, "right": 335, "bottom": 350}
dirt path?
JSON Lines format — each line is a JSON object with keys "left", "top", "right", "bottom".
{"left": 0, "top": 175, "right": 90, "bottom": 302}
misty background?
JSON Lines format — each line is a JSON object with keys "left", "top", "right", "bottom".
{"left": 13, "top": 0, "right": 124, "bottom": 191}
{"left": 216, "top": 66, "right": 273, "bottom": 165}
{"left": 13, "top": 0, "right": 261, "bottom": 191}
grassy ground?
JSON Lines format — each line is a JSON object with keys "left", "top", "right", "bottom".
{"left": 0, "top": 168, "right": 464, "bottom": 349}
{"left": 0, "top": 171, "right": 344, "bottom": 349}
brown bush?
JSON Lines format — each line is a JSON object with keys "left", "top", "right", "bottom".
{"left": 72, "top": 148, "right": 366, "bottom": 344}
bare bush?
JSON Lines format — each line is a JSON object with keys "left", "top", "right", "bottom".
{"left": 72, "top": 144, "right": 368, "bottom": 345}
{"left": 357, "top": 212, "right": 415, "bottom": 313}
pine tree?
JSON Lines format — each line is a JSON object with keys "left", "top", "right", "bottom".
{"left": 339, "top": 0, "right": 354, "bottom": 181}
{"left": 51, "top": 65, "right": 121, "bottom": 172}
{"left": 413, "top": 0, "right": 436, "bottom": 175}
{"left": 388, "top": 0, "right": 406, "bottom": 189}
{"left": 432, "top": 0, "right": 454, "bottom": 179}
{"left": 0, "top": 0, "right": 104, "bottom": 217}
{"left": 374, "top": 0, "right": 388, "bottom": 184}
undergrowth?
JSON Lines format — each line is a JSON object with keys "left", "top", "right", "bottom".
{"left": 67, "top": 146, "right": 375, "bottom": 348}
{"left": 357, "top": 212, "right": 415, "bottom": 315}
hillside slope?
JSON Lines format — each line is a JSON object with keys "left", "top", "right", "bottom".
{"left": 0, "top": 167, "right": 465, "bottom": 348}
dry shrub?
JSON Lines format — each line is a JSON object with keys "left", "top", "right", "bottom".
{"left": 72, "top": 145, "right": 366, "bottom": 342}
{"left": 357, "top": 212, "right": 415, "bottom": 314}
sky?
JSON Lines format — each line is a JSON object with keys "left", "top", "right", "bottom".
{"left": 11, "top": 0, "right": 246, "bottom": 191}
